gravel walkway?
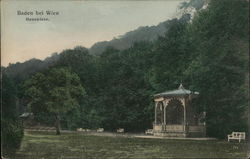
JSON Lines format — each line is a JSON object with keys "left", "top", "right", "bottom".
{"left": 25, "top": 129, "right": 216, "bottom": 140}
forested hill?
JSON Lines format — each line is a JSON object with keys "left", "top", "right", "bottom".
{"left": 2, "top": 53, "right": 59, "bottom": 83}
{"left": 2, "top": 0, "right": 202, "bottom": 76}
{"left": 2, "top": 15, "right": 191, "bottom": 82}
{"left": 2, "top": 21, "right": 168, "bottom": 77}
{"left": 89, "top": 0, "right": 208, "bottom": 55}
{"left": 1, "top": 0, "right": 205, "bottom": 74}
{"left": 89, "top": 14, "right": 193, "bottom": 55}
{"left": 89, "top": 20, "right": 171, "bottom": 55}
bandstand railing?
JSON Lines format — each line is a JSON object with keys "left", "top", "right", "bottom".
{"left": 153, "top": 123, "right": 205, "bottom": 133}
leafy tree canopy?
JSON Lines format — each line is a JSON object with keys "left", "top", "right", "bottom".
{"left": 24, "top": 68, "right": 85, "bottom": 134}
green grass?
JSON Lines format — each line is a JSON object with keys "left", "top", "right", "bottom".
{"left": 11, "top": 131, "right": 247, "bottom": 159}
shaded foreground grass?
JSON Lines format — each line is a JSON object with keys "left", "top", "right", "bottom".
{"left": 11, "top": 131, "right": 247, "bottom": 159}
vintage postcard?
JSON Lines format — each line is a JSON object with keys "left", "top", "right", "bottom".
{"left": 1, "top": 0, "right": 249, "bottom": 158}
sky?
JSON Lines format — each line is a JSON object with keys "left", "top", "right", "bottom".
{"left": 1, "top": 0, "right": 184, "bottom": 66}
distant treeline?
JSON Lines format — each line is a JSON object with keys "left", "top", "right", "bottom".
{"left": 2, "top": 1, "right": 249, "bottom": 154}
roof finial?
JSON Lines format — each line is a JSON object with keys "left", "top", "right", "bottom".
{"left": 178, "top": 83, "right": 185, "bottom": 89}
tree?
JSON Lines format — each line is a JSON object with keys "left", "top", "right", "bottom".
{"left": 2, "top": 74, "right": 23, "bottom": 156}
{"left": 24, "top": 68, "right": 85, "bottom": 135}
{"left": 183, "top": 0, "right": 249, "bottom": 138}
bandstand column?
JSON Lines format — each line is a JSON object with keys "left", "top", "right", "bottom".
{"left": 154, "top": 102, "right": 158, "bottom": 124}
{"left": 163, "top": 107, "right": 166, "bottom": 125}
{"left": 184, "top": 100, "right": 186, "bottom": 127}
{"left": 163, "top": 99, "right": 169, "bottom": 125}
{"left": 179, "top": 98, "right": 186, "bottom": 133}
{"left": 183, "top": 98, "right": 187, "bottom": 136}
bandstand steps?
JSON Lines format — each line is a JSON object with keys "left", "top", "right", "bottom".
{"left": 154, "top": 132, "right": 185, "bottom": 137}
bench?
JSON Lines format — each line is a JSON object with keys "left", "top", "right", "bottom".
{"left": 97, "top": 128, "right": 104, "bottom": 132}
{"left": 117, "top": 128, "right": 124, "bottom": 133}
{"left": 76, "top": 128, "right": 83, "bottom": 132}
{"left": 228, "top": 132, "right": 245, "bottom": 142}
{"left": 145, "top": 129, "right": 153, "bottom": 135}
{"left": 77, "top": 128, "right": 90, "bottom": 132}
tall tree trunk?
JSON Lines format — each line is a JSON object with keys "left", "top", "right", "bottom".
{"left": 55, "top": 114, "right": 61, "bottom": 135}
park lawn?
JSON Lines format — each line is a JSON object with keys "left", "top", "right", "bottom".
{"left": 12, "top": 131, "right": 247, "bottom": 159}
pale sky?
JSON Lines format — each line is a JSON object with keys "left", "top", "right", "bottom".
{"left": 1, "top": 0, "right": 184, "bottom": 66}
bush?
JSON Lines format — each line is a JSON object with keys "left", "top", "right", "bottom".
{"left": 2, "top": 74, "right": 24, "bottom": 156}
{"left": 2, "top": 119, "right": 24, "bottom": 155}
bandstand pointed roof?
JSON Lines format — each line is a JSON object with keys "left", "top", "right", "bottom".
{"left": 154, "top": 84, "right": 199, "bottom": 98}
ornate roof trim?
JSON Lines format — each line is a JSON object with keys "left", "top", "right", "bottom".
{"left": 154, "top": 84, "right": 199, "bottom": 98}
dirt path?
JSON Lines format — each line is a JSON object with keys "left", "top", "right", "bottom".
{"left": 25, "top": 129, "right": 216, "bottom": 140}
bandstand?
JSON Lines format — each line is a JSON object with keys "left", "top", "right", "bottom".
{"left": 153, "top": 84, "right": 206, "bottom": 137}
